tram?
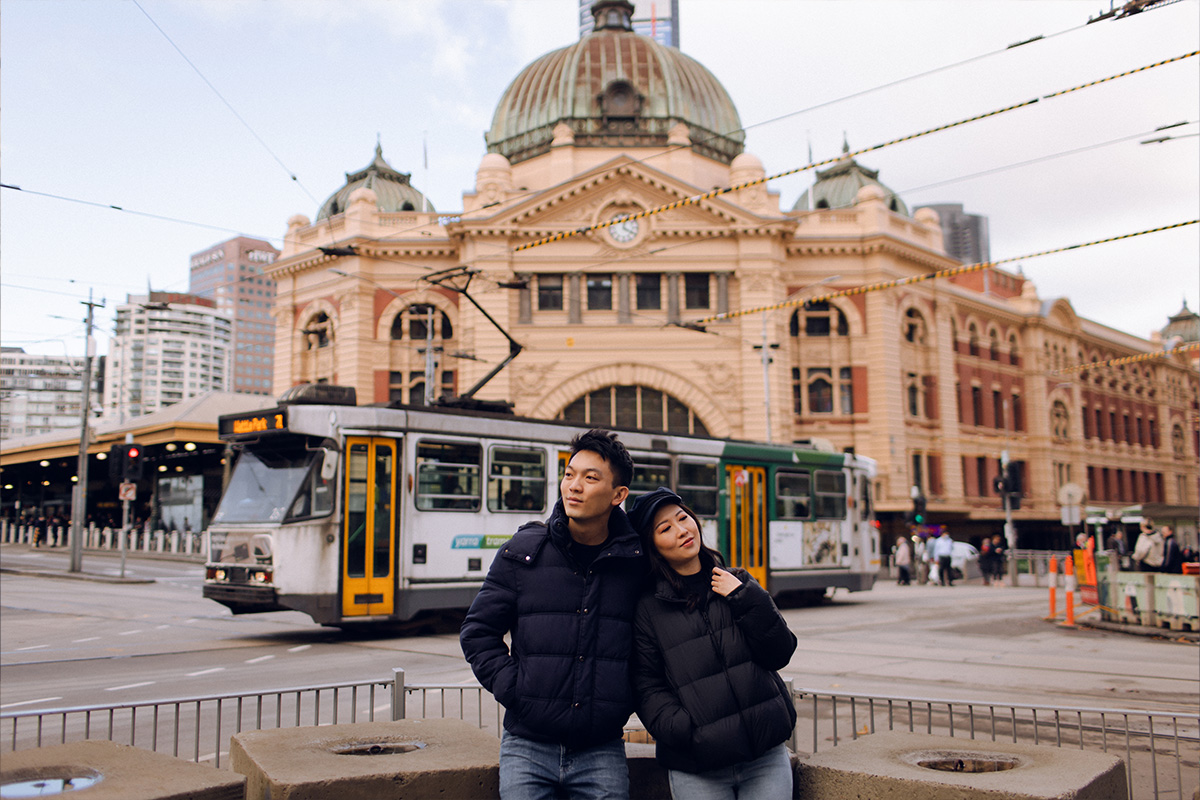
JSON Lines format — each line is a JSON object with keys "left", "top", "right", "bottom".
{"left": 203, "top": 384, "right": 879, "bottom": 626}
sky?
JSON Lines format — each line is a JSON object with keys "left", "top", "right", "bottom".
{"left": 2, "top": 0, "right": 1197, "bottom": 358}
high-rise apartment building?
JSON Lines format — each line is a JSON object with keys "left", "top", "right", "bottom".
{"left": 579, "top": 0, "right": 678, "bottom": 46}
{"left": 188, "top": 236, "right": 279, "bottom": 395}
{"left": 0, "top": 348, "right": 101, "bottom": 439}
{"left": 103, "top": 293, "right": 232, "bottom": 421}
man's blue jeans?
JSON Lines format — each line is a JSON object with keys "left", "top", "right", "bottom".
{"left": 666, "top": 744, "right": 792, "bottom": 800}
{"left": 498, "top": 730, "right": 629, "bottom": 800}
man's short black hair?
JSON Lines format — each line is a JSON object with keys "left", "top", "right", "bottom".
{"left": 569, "top": 429, "right": 634, "bottom": 488}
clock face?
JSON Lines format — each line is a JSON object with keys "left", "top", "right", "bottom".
{"left": 608, "top": 215, "right": 640, "bottom": 243}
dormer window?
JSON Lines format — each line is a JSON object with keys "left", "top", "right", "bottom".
{"left": 599, "top": 80, "right": 642, "bottom": 120}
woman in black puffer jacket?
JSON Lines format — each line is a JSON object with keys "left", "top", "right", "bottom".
{"left": 629, "top": 488, "right": 798, "bottom": 800}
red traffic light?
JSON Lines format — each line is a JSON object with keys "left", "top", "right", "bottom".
{"left": 127, "top": 446, "right": 140, "bottom": 459}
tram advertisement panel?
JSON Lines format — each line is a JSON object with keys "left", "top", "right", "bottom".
{"left": 769, "top": 519, "right": 846, "bottom": 569}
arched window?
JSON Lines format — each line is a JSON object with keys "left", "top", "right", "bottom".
{"left": 302, "top": 312, "right": 332, "bottom": 349}
{"left": 1172, "top": 424, "right": 1186, "bottom": 457}
{"left": 391, "top": 304, "right": 453, "bottom": 341}
{"left": 808, "top": 370, "right": 833, "bottom": 413}
{"left": 968, "top": 323, "right": 979, "bottom": 357}
{"left": 1052, "top": 401, "right": 1070, "bottom": 439}
{"left": 903, "top": 308, "right": 926, "bottom": 344}
{"left": 559, "top": 385, "right": 708, "bottom": 436}
{"left": 906, "top": 372, "right": 925, "bottom": 418}
{"left": 791, "top": 302, "right": 849, "bottom": 338}
{"left": 989, "top": 330, "right": 1001, "bottom": 361}
{"left": 1008, "top": 334, "right": 1020, "bottom": 366}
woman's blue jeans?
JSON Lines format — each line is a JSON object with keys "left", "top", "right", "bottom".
{"left": 667, "top": 744, "right": 792, "bottom": 800}
{"left": 499, "top": 729, "right": 629, "bottom": 800}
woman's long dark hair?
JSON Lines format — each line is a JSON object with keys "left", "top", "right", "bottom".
{"left": 638, "top": 499, "right": 725, "bottom": 610}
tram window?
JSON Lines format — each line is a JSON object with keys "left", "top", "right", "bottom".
{"left": 775, "top": 470, "right": 811, "bottom": 519}
{"left": 814, "top": 470, "right": 847, "bottom": 518}
{"left": 286, "top": 451, "right": 335, "bottom": 520}
{"left": 488, "top": 447, "right": 547, "bottom": 512}
{"left": 215, "top": 447, "right": 324, "bottom": 524}
{"left": 416, "top": 441, "right": 481, "bottom": 511}
{"left": 677, "top": 460, "right": 718, "bottom": 517}
{"left": 627, "top": 457, "right": 671, "bottom": 507}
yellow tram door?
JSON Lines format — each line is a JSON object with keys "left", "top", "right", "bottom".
{"left": 342, "top": 437, "right": 397, "bottom": 617}
{"left": 726, "top": 465, "right": 768, "bottom": 588}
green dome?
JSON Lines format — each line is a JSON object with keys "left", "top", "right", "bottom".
{"left": 486, "top": 0, "right": 743, "bottom": 165}
{"left": 317, "top": 144, "right": 433, "bottom": 220}
{"left": 793, "top": 143, "right": 908, "bottom": 216}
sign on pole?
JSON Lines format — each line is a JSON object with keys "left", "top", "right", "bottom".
{"left": 1060, "top": 505, "right": 1081, "bottom": 526}
{"left": 118, "top": 482, "right": 137, "bottom": 502}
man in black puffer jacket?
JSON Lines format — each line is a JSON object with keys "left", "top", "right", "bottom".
{"left": 460, "top": 429, "right": 645, "bottom": 800}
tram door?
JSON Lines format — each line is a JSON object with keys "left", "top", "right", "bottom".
{"left": 726, "top": 465, "right": 768, "bottom": 587}
{"left": 342, "top": 437, "right": 397, "bottom": 617}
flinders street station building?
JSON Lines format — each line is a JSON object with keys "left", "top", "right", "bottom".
{"left": 266, "top": 0, "right": 1197, "bottom": 546}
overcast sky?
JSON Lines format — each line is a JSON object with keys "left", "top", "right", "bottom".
{"left": 2, "top": 0, "right": 1197, "bottom": 357}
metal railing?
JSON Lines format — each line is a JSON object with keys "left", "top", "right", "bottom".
{"left": 4, "top": 672, "right": 1196, "bottom": 799}
{"left": 1, "top": 519, "right": 205, "bottom": 559}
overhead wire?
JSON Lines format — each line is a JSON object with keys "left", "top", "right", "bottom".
{"left": 5, "top": 115, "right": 1196, "bottom": 320}
{"left": 130, "top": 0, "right": 320, "bottom": 205}
{"left": 5, "top": 42, "right": 1196, "bottom": 332}
{"left": 1052, "top": 342, "right": 1199, "bottom": 374}
{"left": 511, "top": 50, "right": 1199, "bottom": 254}
{"left": 693, "top": 220, "right": 1200, "bottom": 324}
{"left": 9, "top": 4, "right": 1106, "bottom": 265}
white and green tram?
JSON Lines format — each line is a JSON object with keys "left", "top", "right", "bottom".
{"left": 204, "top": 385, "right": 878, "bottom": 626}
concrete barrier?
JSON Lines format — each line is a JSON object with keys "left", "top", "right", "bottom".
{"left": 0, "top": 740, "right": 244, "bottom": 800}
{"left": 231, "top": 719, "right": 500, "bottom": 800}
{"left": 794, "top": 731, "right": 1127, "bottom": 800}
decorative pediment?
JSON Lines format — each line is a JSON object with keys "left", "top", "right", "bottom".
{"left": 451, "top": 156, "right": 791, "bottom": 243}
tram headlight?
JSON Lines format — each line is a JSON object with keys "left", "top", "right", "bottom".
{"left": 213, "top": 568, "right": 227, "bottom": 581}
{"left": 252, "top": 570, "right": 272, "bottom": 583}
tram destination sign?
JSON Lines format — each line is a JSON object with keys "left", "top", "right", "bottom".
{"left": 219, "top": 408, "right": 288, "bottom": 438}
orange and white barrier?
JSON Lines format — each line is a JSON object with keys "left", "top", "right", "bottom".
{"left": 1045, "top": 555, "right": 1059, "bottom": 620}
{"left": 1061, "top": 556, "right": 1077, "bottom": 628}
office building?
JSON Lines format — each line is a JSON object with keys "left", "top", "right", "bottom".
{"left": 189, "top": 236, "right": 280, "bottom": 395}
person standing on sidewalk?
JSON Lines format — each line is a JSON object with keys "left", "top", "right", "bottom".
{"left": 460, "top": 429, "right": 644, "bottom": 800}
{"left": 894, "top": 535, "right": 913, "bottom": 586}
{"left": 932, "top": 529, "right": 956, "bottom": 586}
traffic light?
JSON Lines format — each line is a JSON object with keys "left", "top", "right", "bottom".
{"left": 124, "top": 445, "right": 144, "bottom": 480}
{"left": 913, "top": 495, "right": 926, "bottom": 525}
{"left": 108, "top": 444, "right": 126, "bottom": 483}
{"left": 107, "top": 444, "right": 145, "bottom": 482}
{"left": 1004, "top": 462, "right": 1022, "bottom": 496}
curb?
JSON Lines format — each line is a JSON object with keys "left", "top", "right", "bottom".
{"left": 0, "top": 566, "right": 155, "bottom": 585}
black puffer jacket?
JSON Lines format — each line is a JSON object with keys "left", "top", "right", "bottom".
{"left": 459, "top": 500, "right": 645, "bottom": 749}
{"left": 632, "top": 553, "right": 798, "bottom": 773}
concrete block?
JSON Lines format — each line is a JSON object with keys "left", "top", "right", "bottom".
{"left": 0, "top": 740, "right": 244, "bottom": 800}
{"left": 794, "top": 731, "right": 1126, "bottom": 800}
{"left": 230, "top": 718, "right": 498, "bottom": 800}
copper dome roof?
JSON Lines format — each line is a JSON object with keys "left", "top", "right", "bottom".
{"left": 485, "top": 0, "right": 743, "bottom": 165}
{"left": 316, "top": 144, "right": 432, "bottom": 220}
